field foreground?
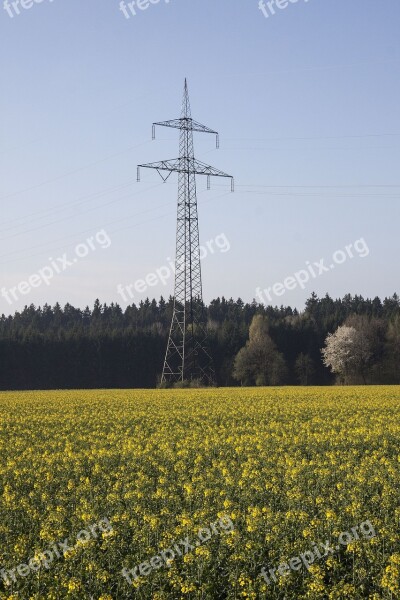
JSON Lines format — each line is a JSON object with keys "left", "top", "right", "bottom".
{"left": 0, "top": 387, "right": 400, "bottom": 599}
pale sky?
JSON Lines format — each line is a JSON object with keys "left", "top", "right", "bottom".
{"left": 1, "top": 0, "right": 399, "bottom": 315}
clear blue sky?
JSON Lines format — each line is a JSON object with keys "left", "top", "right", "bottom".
{"left": 1, "top": 0, "right": 399, "bottom": 315}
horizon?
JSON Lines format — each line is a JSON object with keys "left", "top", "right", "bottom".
{"left": 2, "top": 290, "right": 399, "bottom": 319}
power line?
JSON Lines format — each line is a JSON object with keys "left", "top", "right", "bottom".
{"left": 0, "top": 177, "right": 137, "bottom": 233}
{"left": 224, "top": 133, "right": 400, "bottom": 142}
{"left": 0, "top": 189, "right": 230, "bottom": 267}
{"left": 0, "top": 140, "right": 151, "bottom": 201}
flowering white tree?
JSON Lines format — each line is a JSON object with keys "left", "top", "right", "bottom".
{"left": 322, "top": 325, "right": 372, "bottom": 383}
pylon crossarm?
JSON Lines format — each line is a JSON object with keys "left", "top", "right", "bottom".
{"left": 191, "top": 159, "right": 232, "bottom": 179}
{"left": 138, "top": 159, "right": 180, "bottom": 172}
{"left": 153, "top": 119, "right": 219, "bottom": 148}
{"left": 137, "top": 158, "right": 234, "bottom": 190}
{"left": 190, "top": 159, "right": 234, "bottom": 192}
{"left": 153, "top": 118, "right": 217, "bottom": 135}
{"left": 137, "top": 159, "right": 180, "bottom": 183}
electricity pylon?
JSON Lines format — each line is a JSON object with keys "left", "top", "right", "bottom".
{"left": 137, "top": 80, "right": 234, "bottom": 385}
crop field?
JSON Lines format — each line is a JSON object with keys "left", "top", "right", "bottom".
{"left": 0, "top": 387, "right": 400, "bottom": 599}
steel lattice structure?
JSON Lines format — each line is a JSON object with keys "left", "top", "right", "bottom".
{"left": 137, "top": 80, "right": 234, "bottom": 385}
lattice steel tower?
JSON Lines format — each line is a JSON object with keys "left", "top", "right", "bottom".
{"left": 137, "top": 80, "right": 234, "bottom": 385}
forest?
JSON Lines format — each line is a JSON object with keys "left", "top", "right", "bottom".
{"left": 0, "top": 292, "right": 399, "bottom": 390}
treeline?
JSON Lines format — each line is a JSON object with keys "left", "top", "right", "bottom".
{"left": 0, "top": 293, "right": 399, "bottom": 390}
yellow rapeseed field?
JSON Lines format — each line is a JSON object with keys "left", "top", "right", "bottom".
{"left": 0, "top": 387, "right": 400, "bottom": 599}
